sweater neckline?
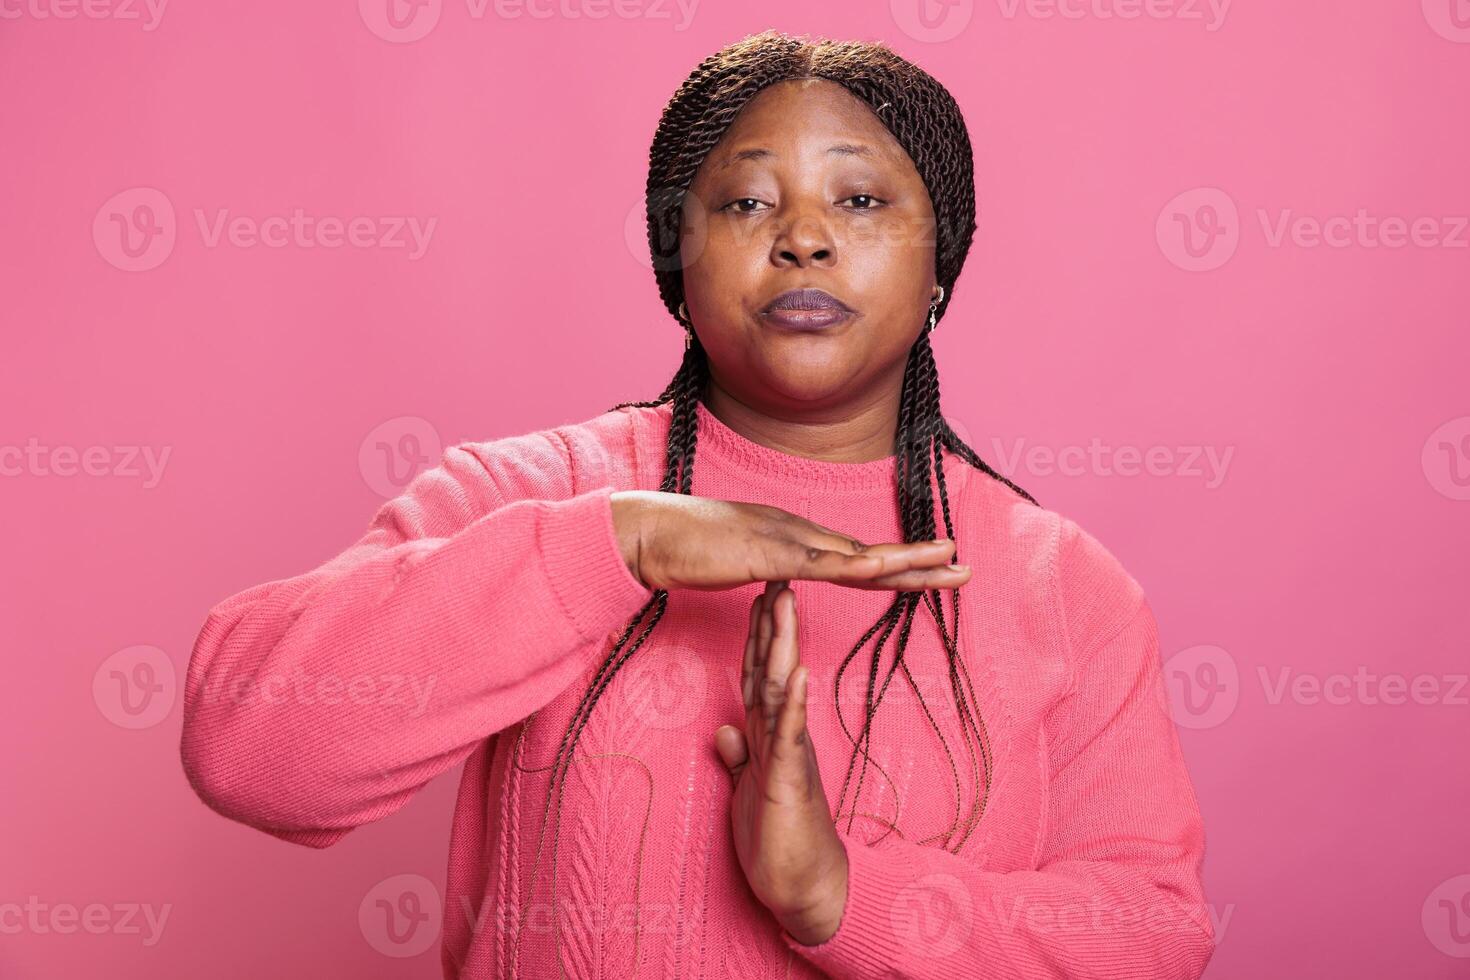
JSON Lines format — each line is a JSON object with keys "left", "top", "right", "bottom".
{"left": 645, "top": 398, "right": 965, "bottom": 493}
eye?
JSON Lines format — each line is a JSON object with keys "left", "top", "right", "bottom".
{"left": 840, "top": 194, "right": 886, "bottom": 210}
{"left": 719, "top": 198, "right": 768, "bottom": 214}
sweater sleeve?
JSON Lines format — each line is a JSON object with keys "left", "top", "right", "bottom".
{"left": 782, "top": 518, "right": 1215, "bottom": 979}
{"left": 179, "top": 436, "right": 654, "bottom": 849}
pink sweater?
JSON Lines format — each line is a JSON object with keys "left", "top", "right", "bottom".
{"left": 180, "top": 398, "right": 1214, "bottom": 979}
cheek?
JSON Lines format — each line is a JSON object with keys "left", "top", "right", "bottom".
{"left": 845, "top": 231, "right": 933, "bottom": 319}
{"left": 684, "top": 227, "right": 764, "bottom": 308}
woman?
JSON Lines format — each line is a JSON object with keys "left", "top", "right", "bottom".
{"left": 180, "top": 30, "right": 1214, "bottom": 979}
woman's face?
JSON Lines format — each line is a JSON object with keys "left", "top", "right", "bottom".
{"left": 679, "top": 77, "right": 938, "bottom": 418}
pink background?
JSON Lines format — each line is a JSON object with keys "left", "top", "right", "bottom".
{"left": 3, "top": 1, "right": 1468, "bottom": 976}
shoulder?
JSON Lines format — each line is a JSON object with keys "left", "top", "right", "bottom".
{"left": 450, "top": 402, "right": 651, "bottom": 502}
{"left": 962, "top": 473, "right": 1147, "bottom": 656}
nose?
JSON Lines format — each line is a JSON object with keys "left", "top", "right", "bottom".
{"left": 769, "top": 199, "right": 836, "bottom": 269}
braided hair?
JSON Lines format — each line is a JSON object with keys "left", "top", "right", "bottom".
{"left": 526, "top": 31, "right": 1038, "bottom": 925}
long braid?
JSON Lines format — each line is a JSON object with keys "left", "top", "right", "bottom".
{"left": 518, "top": 33, "right": 1039, "bottom": 961}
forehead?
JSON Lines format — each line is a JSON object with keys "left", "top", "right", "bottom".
{"left": 708, "top": 77, "right": 913, "bottom": 172}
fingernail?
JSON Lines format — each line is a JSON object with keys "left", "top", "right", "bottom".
{"left": 947, "top": 563, "right": 969, "bottom": 571}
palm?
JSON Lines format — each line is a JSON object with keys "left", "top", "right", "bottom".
{"left": 715, "top": 581, "right": 848, "bottom": 940}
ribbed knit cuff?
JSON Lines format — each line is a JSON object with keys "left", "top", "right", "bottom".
{"left": 537, "top": 486, "right": 654, "bottom": 644}
{"left": 782, "top": 830, "right": 956, "bottom": 978}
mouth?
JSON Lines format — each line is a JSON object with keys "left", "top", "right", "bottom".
{"left": 759, "top": 287, "right": 857, "bottom": 331}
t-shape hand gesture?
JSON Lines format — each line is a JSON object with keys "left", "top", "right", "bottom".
{"left": 714, "top": 580, "right": 850, "bottom": 946}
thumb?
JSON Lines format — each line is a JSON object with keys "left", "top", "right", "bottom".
{"left": 714, "top": 724, "right": 749, "bottom": 776}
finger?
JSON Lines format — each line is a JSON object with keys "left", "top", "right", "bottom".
{"left": 742, "top": 589, "right": 762, "bottom": 711}
{"left": 856, "top": 564, "right": 973, "bottom": 592}
{"left": 776, "top": 539, "right": 964, "bottom": 586}
{"left": 749, "top": 580, "right": 780, "bottom": 745}
{"left": 714, "top": 724, "right": 748, "bottom": 778}
{"left": 762, "top": 587, "right": 799, "bottom": 739}
{"left": 770, "top": 664, "right": 811, "bottom": 774}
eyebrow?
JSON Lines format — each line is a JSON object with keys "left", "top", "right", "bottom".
{"left": 716, "top": 143, "right": 875, "bottom": 170}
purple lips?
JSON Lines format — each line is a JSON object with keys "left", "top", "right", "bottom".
{"left": 760, "top": 288, "right": 856, "bottom": 331}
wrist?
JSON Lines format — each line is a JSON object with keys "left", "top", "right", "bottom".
{"left": 778, "top": 844, "right": 850, "bottom": 946}
{"left": 609, "top": 491, "right": 649, "bottom": 587}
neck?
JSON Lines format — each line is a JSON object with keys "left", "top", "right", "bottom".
{"left": 701, "top": 379, "right": 903, "bottom": 464}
